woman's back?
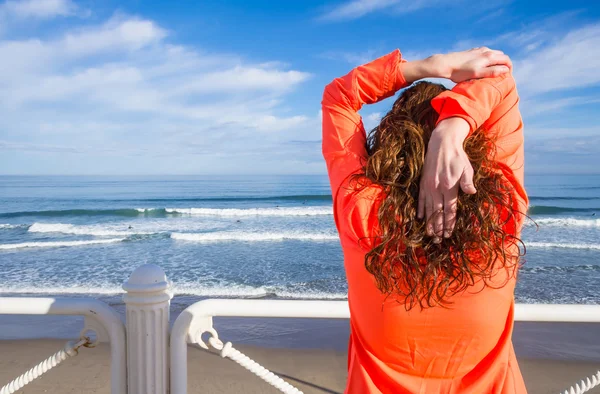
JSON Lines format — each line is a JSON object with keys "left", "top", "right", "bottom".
{"left": 322, "top": 50, "right": 528, "bottom": 393}
{"left": 342, "top": 228, "right": 521, "bottom": 393}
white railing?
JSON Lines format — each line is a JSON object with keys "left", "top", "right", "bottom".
{"left": 0, "top": 264, "right": 174, "bottom": 394}
{"left": 1, "top": 264, "right": 599, "bottom": 394}
{"left": 0, "top": 297, "right": 127, "bottom": 393}
{"left": 514, "top": 304, "right": 600, "bottom": 322}
{"left": 170, "top": 298, "right": 600, "bottom": 394}
{"left": 170, "top": 299, "right": 350, "bottom": 394}
{"left": 122, "top": 263, "right": 172, "bottom": 394}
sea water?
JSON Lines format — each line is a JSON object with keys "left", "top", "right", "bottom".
{"left": 0, "top": 174, "right": 599, "bottom": 307}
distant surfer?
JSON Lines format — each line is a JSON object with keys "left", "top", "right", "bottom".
{"left": 593, "top": 213, "right": 596, "bottom": 216}
{"left": 128, "top": 225, "right": 133, "bottom": 230}
{"left": 236, "top": 220, "right": 241, "bottom": 223}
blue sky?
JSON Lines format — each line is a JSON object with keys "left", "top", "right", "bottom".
{"left": 0, "top": 0, "right": 599, "bottom": 175}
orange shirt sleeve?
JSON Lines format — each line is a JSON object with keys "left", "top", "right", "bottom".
{"left": 321, "top": 49, "right": 408, "bottom": 197}
{"left": 432, "top": 73, "right": 527, "bottom": 234}
{"left": 430, "top": 73, "right": 516, "bottom": 134}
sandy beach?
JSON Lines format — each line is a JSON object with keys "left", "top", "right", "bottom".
{"left": 0, "top": 339, "right": 599, "bottom": 394}
{"left": 1, "top": 313, "right": 600, "bottom": 393}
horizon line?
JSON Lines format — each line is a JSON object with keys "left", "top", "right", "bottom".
{"left": 2, "top": 172, "right": 600, "bottom": 177}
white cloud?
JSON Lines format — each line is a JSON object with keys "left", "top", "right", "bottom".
{"left": 363, "top": 112, "right": 381, "bottom": 130}
{"left": 171, "top": 66, "right": 310, "bottom": 95}
{"left": 521, "top": 126, "right": 600, "bottom": 139}
{"left": 490, "top": 20, "right": 600, "bottom": 171}
{"left": 317, "top": 0, "right": 504, "bottom": 22}
{"left": 524, "top": 129, "right": 600, "bottom": 174}
{"left": 526, "top": 134, "right": 600, "bottom": 155}
{"left": 251, "top": 115, "right": 309, "bottom": 132}
{"left": 320, "top": 48, "right": 435, "bottom": 67}
{"left": 0, "top": 13, "right": 314, "bottom": 174}
{"left": 470, "top": 21, "right": 600, "bottom": 124}
{"left": 475, "top": 8, "right": 504, "bottom": 24}
{"left": 320, "top": 49, "right": 384, "bottom": 66}
{"left": 61, "top": 17, "right": 167, "bottom": 56}
{"left": 0, "top": 0, "right": 76, "bottom": 19}
{"left": 520, "top": 97, "right": 600, "bottom": 118}
{"left": 0, "top": 139, "right": 85, "bottom": 153}
{"left": 319, "top": 0, "right": 397, "bottom": 21}
{"left": 514, "top": 24, "right": 600, "bottom": 95}
{"left": 318, "top": 0, "right": 438, "bottom": 22}
{"left": 0, "top": 17, "right": 167, "bottom": 79}
{"left": 453, "top": 12, "right": 581, "bottom": 55}
{"left": 453, "top": 17, "right": 600, "bottom": 119}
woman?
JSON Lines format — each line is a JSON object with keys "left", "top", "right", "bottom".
{"left": 322, "top": 48, "right": 528, "bottom": 393}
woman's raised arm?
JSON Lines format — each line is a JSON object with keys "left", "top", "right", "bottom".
{"left": 322, "top": 47, "right": 512, "bottom": 203}
{"left": 321, "top": 50, "right": 408, "bottom": 197}
{"left": 419, "top": 72, "right": 518, "bottom": 241}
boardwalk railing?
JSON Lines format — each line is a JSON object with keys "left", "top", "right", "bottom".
{"left": 1, "top": 264, "right": 600, "bottom": 394}
{"left": 170, "top": 299, "right": 351, "bottom": 394}
{"left": 169, "top": 298, "right": 600, "bottom": 394}
{"left": 0, "top": 297, "right": 127, "bottom": 393}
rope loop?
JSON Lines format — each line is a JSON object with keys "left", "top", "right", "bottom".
{"left": 560, "top": 371, "right": 600, "bottom": 394}
{"left": 205, "top": 330, "right": 303, "bottom": 394}
{"left": 0, "top": 335, "right": 92, "bottom": 394}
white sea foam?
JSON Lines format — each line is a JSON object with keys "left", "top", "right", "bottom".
{"left": 522, "top": 264, "right": 600, "bottom": 273}
{"left": 0, "top": 285, "right": 124, "bottom": 294}
{"left": 164, "top": 207, "right": 332, "bottom": 216}
{"left": 0, "top": 283, "right": 348, "bottom": 300}
{"left": 172, "top": 284, "right": 272, "bottom": 298}
{"left": 173, "top": 285, "right": 348, "bottom": 299}
{"left": 525, "top": 242, "right": 600, "bottom": 251}
{"left": 527, "top": 218, "right": 600, "bottom": 227}
{"left": 0, "top": 283, "right": 271, "bottom": 297}
{"left": 273, "top": 290, "right": 348, "bottom": 300}
{"left": 28, "top": 222, "right": 151, "bottom": 237}
{"left": 514, "top": 295, "right": 599, "bottom": 304}
{"left": 0, "top": 238, "right": 125, "bottom": 250}
{"left": 135, "top": 208, "right": 162, "bottom": 213}
{"left": 171, "top": 231, "right": 339, "bottom": 242}
{"left": 0, "top": 224, "right": 19, "bottom": 229}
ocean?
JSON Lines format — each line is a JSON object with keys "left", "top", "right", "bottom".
{"left": 0, "top": 174, "right": 599, "bottom": 309}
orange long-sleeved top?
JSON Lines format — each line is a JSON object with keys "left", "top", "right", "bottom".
{"left": 322, "top": 50, "right": 529, "bottom": 394}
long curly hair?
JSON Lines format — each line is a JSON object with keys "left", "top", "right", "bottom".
{"left": 354, "top": 81, "right": 524, "bottom": 310}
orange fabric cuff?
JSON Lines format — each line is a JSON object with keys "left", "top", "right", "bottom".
{"left": 390, "top": 49, "right": 408, "bottom": 93}
{"left": 430, "top": 92, "right": 483, "bottom": 134}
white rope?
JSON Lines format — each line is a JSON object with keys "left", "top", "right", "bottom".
{"left": 204, "top": 329, "right": 600, "bottom": 394}
{"left": 0, "top": 337, "right": 90, "bottom": 394}
{"left": 207, "top": 336, "right": 303, "bottom": 394}
{"left": 560, "top": 371, "right": 600, "bottom": 394}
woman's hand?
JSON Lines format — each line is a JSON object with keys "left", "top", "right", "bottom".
{"left": 402, "top": 47, "right": 512, "bottom": 85}
{"left": 417, "top": 118, "right": 474, "bottom": 242}
{"left": 411, "top": 47, "right": 511, "bottom": 241}
{"left": 431, "top": 47, "right": 512, "bottom": 83}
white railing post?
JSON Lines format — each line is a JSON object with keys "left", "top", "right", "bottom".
{"left": 123, "top": 264, "right": 172, "bottom": 394}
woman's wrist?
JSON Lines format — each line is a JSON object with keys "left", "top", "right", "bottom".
{"left": 425, "top": 54, "right": 451, "bottom": 79}
{"left": 400, "top": 56, "right": 442, "bottom": 85}
{"left": 400, "top": 54, "right": 451, "bottom": 84}
{"left": 431, "top": 117, "right": 470, "bottom": 145}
